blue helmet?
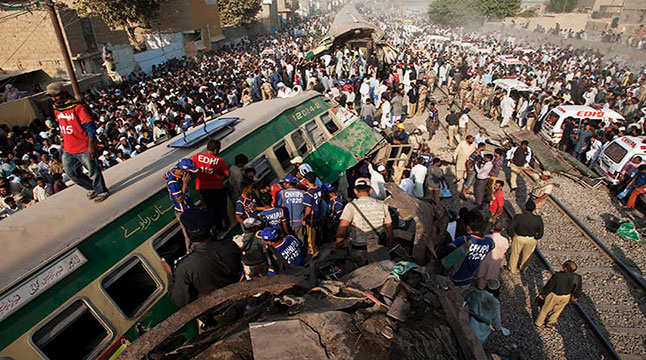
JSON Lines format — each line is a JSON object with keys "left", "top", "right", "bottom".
{"left": 283, "top": 174, "right": 299, "bottom": 184}
{"left": 258, "top": 227, "right": 279, "bottom": 242}
{"left": 322, "top": 183, "right": 334, "bottom": 192}
{"left": 177, "top": 158, "right": 198, "bottom": 172}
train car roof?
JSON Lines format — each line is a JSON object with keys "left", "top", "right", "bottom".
{"left": 0, "top": 91, "right": 321, "bottom": 293}
{"left": 326, "top": 4, "right": 384, "bottom": 41}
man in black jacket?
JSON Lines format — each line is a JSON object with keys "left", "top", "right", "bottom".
{"left": 507, "top": 200, "right": 544, "bottom": 274}
{"left": 161, "top": 208, "right": 243, "bottom": 307}
{"left": 535, "top": 260, "right": 582, "bottom": 328}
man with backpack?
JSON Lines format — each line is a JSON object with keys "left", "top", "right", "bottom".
{"left": 439, "top": 209, "right": 494, "bottom": 287}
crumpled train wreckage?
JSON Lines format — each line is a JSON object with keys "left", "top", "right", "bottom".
{"left": 305, "top": 4, "right": 398, "bottom": 65}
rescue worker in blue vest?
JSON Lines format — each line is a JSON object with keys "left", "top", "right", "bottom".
{"left": 275, "top": 174, "right": 305, "bottom": 240}
{"left": 257, "top": 226, "right": 305, "bottom": 275}
{"left": 166, "top": 158, "right": 198, "bottom": 252}
{"left": 302, "top": 172, "right": 324, "bottom": 255}
{"left": 161, "top": 208, "right": 243, "bottom": 309}
{"left": 258, "top": 192, "right": 290, "bottom": 235}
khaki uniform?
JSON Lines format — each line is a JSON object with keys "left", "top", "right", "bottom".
{"left": 508, "top": 235, "right": 536, "bottom": 274}
{"left": 535, "top": 293, "right": 570, "bottom": 326}
{"left": 340, "top": 196, "right": 391, "bottom": 269}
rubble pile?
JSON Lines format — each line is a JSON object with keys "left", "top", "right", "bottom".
{"left": 120, "top": 186, "right": 486, "bottom": 360}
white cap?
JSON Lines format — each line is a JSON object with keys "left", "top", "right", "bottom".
{"left": 103, "top": 150, "right": 109, "bottom": 155}
{"left": 243, "top": 217, "right": 262, "bottom": 229}
{"left": 377, "top": 165, "right": 386, "bottom": 172}
{"left": 135, "top": 145, "right": 141, "bottom": 149}
{"left": 119, "top": 136, "right": 126, "bottom": 141}
{"left": 290, "top": 156, "right": 304, "bottom": 165}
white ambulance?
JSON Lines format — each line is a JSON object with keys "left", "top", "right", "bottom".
{"left": 492, "top": 78, "right": 540, "bottom": 96}
{"left": 539, "top": 105, "right": 625, "bottom": 145}
{"left": 593, "top": 136, "right": 646, "bottom": 185}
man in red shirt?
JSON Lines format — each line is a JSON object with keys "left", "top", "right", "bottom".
{"left": 488, "top": 180, "right": 505, "bottom": 223}
{"left": 191, "top": 140, "right": 230, "bottom": 229}
{"left": 46, "top": 83, "right": 109, "bottom": 202}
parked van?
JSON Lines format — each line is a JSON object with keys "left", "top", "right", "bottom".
{"left": 540, "top": 105, "right": 625, "bottom": 145}
{"left": 593, "top": 136, "right": 646, "bottom": 185}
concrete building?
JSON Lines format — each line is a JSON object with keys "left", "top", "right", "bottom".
{"left": 258, "top": 0, "right": 280, "bottom": 32}
{"left": 0, "top": 6, "right": 130, "bottom": 79}
{"left": 154, "top": 0, "right": 225, "bottom": 56}
{"left": 278, "top": 0, "right": 299, "bottom": 25}
{"left": 619, "top": 0, "right": 646, "bottom": 26}
{"left": 582, "top": 0, "right": 646, "bottom": 33}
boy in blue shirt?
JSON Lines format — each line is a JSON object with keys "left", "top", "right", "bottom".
{"left": 257, "top": 227, "right": 305, "bottom": 275}
{"left": 235, "top": 180, "right": 259, "bottom": 227}
{"left": 323, "top": 183, "right": 345, "bottom": 242}
{"left": 302, "top": 172, "right": 323, "bottom": 255}
{"left": 441, "top": 209, "right": 493, "bottom": 287}
{"left": 166, "top": 158, "right": 198, "bottom": 252}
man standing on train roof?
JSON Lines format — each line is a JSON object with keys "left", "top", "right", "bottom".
{"left": 167, "top": 158, "right": 198, "bottom": 252}
{"left": 192, "top": 140, "right": 230, "bottom": 230}
{"left": 162, "top": 207, "right": 243, "bottom": 308}
{"left": 46, "top": 82, "right": 109, "bottom": 202}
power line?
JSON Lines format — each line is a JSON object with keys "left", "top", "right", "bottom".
{"left": 0, "top": 13, "right": 47, "bottom": 68}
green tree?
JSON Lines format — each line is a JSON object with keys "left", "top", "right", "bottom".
{"left": 73, "top": 0, "right": 164, "bottom": 47}
{"left": 477, "top": 0, "right": 520, "bottom": 19}
{"left": 547, "top": 0, "right": 578, "bottom": 13}
{"left": 427, "top": 0, "right": 485, "bottom": 27}
{"left": 218, "top": 0, "right": 262, "bottom": 27}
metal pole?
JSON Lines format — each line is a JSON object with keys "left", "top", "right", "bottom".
{"left": 44, "top": 0, "right": 81, "bottom": 100}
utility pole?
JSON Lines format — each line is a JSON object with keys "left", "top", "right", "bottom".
{"left": 44, "top": 0, "right": 81, "bottom": 99}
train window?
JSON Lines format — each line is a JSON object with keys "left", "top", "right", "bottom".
{"left": 305, "top": 120, "right": 326, "bottom": 147}
{"left": 153, "top": 224, "right": 186, "bottom": 267}
{"left": 101, "top": 257, "right": 161, "bottom": 318}
{"left": 32, "top": 300, "right": 111, "bottom": 360}
{"left": 291, "top": 130, "right": 309, "bottom": 156}
{"left": 250, "top": 155, "right": 277, "bottom": 185}
{"left": 320, "top": 113, "right": 339, "bottom": 135}
{"left": 273, "top": 140, "right": 293, "bottom": 171}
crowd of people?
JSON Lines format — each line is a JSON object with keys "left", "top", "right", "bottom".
{"left": 0, "top": 1, "right": 639, "bottom": 344}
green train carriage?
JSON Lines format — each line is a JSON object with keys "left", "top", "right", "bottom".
{"left": 0, "top": 91, "right": 382, "bottom": 360}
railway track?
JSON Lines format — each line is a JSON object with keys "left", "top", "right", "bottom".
{"left": 431, "top": 86, "right": 646, "bottom": 359}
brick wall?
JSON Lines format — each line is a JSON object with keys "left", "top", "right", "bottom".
{"left": 0, "top": 10, "right": 65, "bottom": 77}
{"left": 0, "top": 8, "right": 131, "bottom": 78}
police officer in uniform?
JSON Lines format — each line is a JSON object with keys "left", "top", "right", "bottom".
{"left": 335, "top": 178, "right": 394, "bottom": 270}
{"left": 161, "top": 208, "right": 243, "bottom": 308}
